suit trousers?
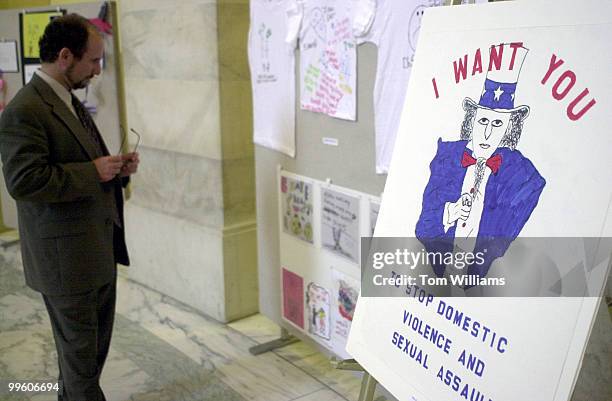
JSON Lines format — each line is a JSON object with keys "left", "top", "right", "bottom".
{"left": 42, "top": 275, "right": 116, "bottom": 401}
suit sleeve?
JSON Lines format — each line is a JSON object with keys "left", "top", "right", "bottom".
{"left": 0, "top": 103, "right": 101, "bottom": 203}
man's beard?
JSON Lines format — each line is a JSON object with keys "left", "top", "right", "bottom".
{"left": 64, "top": 64, "right": 91, "bottom": 90}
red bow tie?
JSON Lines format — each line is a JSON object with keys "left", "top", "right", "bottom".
{"left": 461, "top": 151, "right": 502, "bottom": 175}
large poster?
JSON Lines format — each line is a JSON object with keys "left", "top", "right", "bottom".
{"left": 347, "top": 1, "right": 611, "bottom": 401}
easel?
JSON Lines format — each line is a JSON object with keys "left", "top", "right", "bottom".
{"left": 331, "top": 358, "right": 379, "bottom": 401}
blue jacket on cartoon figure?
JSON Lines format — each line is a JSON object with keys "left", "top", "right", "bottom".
{"left": 415, "top": 138, "right": 546, "bottom": 278}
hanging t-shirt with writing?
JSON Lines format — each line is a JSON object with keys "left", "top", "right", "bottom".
{"left": 248, "top": 0, "right": 297, "bottom": 157}
{"left": 291, "top": 0, "right": 373, "bottom": 121}
{"left": 356, "top": 0, "right": 443, "bottom": 173}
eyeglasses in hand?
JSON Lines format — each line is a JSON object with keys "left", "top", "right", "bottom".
{"left": 118, "top": 125, "right": 141, "bottom": 155}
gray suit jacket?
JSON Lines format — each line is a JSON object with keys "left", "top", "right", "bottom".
{"left": 0, "top": 74, "right": 129, "bottom": 295}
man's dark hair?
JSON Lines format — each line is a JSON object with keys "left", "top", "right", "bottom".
{"left": 39, "top": 13, "right": 96, "bottom": 63}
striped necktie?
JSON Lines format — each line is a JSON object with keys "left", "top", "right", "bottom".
{"left": 71, "top": 94, "right": 104, "bottom": 155}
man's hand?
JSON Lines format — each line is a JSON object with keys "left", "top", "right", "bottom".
{"left": 93, "top": 155, "right": 124, "bottom": 182}
{"left": 119, "top": 152, "right": 139, "bottom": 177}
{"left": 447, "top": 193, "right": 473, "bottom": 225}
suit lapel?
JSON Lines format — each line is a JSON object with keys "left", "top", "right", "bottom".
{"left": 31, "top": 74, "right": 101, "bottom": 160}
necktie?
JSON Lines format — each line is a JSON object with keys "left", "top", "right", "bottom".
{"left": 461, "top": 151, "right": 502, "bottom": 175}
{"left": 72, "top": 94, "right": 121, "bottom": 228}
{"left": 71, "top": 95, "right": 104, "bottom": 155}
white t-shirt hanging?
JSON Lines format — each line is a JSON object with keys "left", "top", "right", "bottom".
{"left": 248, "top": 0, "right": 297, "bottom": 157}
{"left": 356, "top": 0, "right": 443, "bottom": 173}
{"left": 289, "top": 0, "right": 374, "bottom": 121}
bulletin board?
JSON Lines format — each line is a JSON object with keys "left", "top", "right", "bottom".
{"left": 19, "top": 9, "right": 65, "bottom": 85}
{"left": 278, "top": 169, "right": 380, "bottom": 358}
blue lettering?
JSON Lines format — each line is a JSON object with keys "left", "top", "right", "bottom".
{"left": 392, "top": 331, "right": 399, "bottom": 346}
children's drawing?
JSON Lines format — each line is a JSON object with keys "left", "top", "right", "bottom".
{"left": 415, "top": 44, "right": 546, "bottom": 279}
{"left": 281, "top": 176, "right": 314, "bottom": 243}
{"left": 337, "top": 279, "right": 358, "bottom": 322}
{"left": 258, "top": 22, "right": 272, "bottom": 72}
{"left": 331, "top": 269, "right": 360, "bottom": 358}
{"left": 282, "top": 268, "right": 305, "bottom": 329}
{"left": 307, "top": 282, "right": 331, "bottom": 340}
{"left": 321, "top": 188, "right": 360, "bottom": 262}
{"left": 406, "top": 1, "right": 444, "bottom": 68}
{"left": 298, "top": 0, "right": 360, "bottom": 120}
{"left": 369, "top": 200, "right": 380, "bottom": 236}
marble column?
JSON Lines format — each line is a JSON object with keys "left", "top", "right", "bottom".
{"left": 119, "top": 0, "right": 257, "bottom": 322}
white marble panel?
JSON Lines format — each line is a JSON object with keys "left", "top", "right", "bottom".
{"left": 124, "top": 203, "right": 226, "bottom": 321}
{"left": 119, "top": 0, "right": 217, "bottom": 15}
{"left": 128, "top": 146, "right": 224, "bottom": 228}
{"left": 125, "top": 77, "right": 221, "bottom": 159}
{"left": 120, "top": 2, "right": 218, "bottom": 82}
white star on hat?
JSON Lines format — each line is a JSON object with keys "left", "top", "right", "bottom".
{"left": 493, "top": 86, "right": 504, "bottom": 102}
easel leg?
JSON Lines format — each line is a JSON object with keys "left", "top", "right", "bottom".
{"left": 248, "top": 327, "right": 299, "bottom": 355}
{"left": 358, "top": 372, "right": 378, "bottom": 401}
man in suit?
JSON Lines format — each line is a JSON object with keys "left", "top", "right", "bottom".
{"left": 0, "top": 14, "right": 139, "bottom": 400}
{"left": 416, "top": 44, "right": 545, "bottom": 280}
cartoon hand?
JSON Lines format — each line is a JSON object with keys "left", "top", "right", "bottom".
{"left": 447, "top": 193, "right": 473, "bottom": 225}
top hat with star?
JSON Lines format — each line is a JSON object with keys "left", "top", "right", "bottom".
{"left": 465, "top": 43, "right": 529, "bottom": 113}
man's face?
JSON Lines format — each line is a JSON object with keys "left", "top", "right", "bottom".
{"left": 64, "top": 33, "right": 103, "bottom": 90}
{"left": 471, "top": 107, "right": 511, "bottom": 159}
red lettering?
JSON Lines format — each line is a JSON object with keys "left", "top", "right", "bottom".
{"left": 472, "top": 48, "right": 483, "bottom": 76}
{"left": 488, "top": 44, "right": 504, "bottom": 72}
{"left": 541, "top": 53, "right": 564, "bottom": 85}
{"left": 567, "top": 89, "right": 596, "bottom": 121}
{"left": 432, "top": 78, "right": 440, "bottom": 99}
{"left": 552, "top": 70, "right": 576, "bottom": 100}
{"left": 508, "top": 42, "right": 524, "bottom": 70}
{"left": 453, "top": 54, "right": 468, "bottom": 83}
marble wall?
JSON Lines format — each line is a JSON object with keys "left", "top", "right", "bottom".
{"left": 119, "top": 0, "right": 257, "bottom": 322}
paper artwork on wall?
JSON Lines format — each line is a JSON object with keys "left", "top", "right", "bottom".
{"left": 369, "top": 200, "right": 380, "bottom": 236}
{"left": 321, "top": 188, "right": 360, "bottom": 263}
{"left": 306, "top": 282, "right": 331, "bottom": 341}
{"left": 282, "top": 268, "right": 305, "bottom": 329}
{"left": 281, "top": 175, "right": 313, "bottom": 243}
{"left": 248, "top": 0, "right": 296, "bottom": 157}
{"left": 289, "top": 0, "right": 374, "bottom": 120}
{"left": 355, "top": 0, "right": 443, "bottom": 174}
{"left": 0, "top": 41, "right": 19, "bottom": 73}
{"left": 331, "top": 269, "right": 360, "bottom": 358}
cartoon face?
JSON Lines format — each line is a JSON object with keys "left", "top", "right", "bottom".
{"left": 470, "top": 107, "right": 511, "bottom": 159}
{"left": 408, "top": 5, "right": 426, "bottom": 52}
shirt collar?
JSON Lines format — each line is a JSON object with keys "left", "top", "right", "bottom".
{"left": 35, "top": 69, "right": 76, "bottom": 116}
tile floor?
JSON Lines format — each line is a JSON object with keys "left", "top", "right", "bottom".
{"left": 0, "top": 232, "right": 390, "bottom": 401}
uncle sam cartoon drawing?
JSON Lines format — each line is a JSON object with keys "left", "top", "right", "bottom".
{"left": 416, "top": 43, "right": 546, "bottom": 279}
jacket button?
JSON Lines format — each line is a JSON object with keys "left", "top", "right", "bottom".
{"left": 105, "top": 218, "right": 112, "bottom": 225}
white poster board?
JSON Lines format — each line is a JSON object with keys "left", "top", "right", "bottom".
{"left": 347, "top": 1, "right": 611, "bottom": 400}
{"left": 279, "top": 169, "right": 380, "bottom": 356}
